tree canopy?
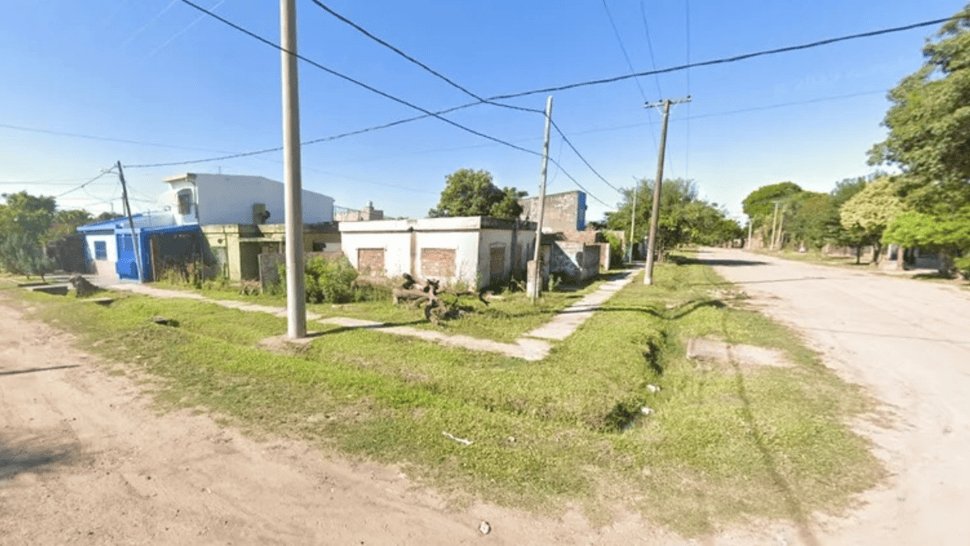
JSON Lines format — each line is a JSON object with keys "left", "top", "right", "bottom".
{"left": 0, "top": 191, "right": 58, "bottom": 278}
{"left": 868, "top": 5, "right": 970, "bottom": 213}
{"left": 741, "top": 181, "right": 802, "bottom": 228}
{"left": 605, "top": 178, "right": 741, "bottom": 256}
{"left": 429, "top": 168, "right": 526, "bottom": 220}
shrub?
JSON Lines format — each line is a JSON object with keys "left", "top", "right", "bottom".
{"left": 956, "top": 251, "right": 970, "bottom": 281}
{"left": 305, "top": 255, "right": 358, "bottom": 303}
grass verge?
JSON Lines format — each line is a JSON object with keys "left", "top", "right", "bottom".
{"left": 13, "top": 260, "right": 884, "bottom": 536}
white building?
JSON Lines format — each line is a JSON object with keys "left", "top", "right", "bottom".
{"left": 78, "top": 173, "right": 335, "bottom": 282}
{"left": 339, "top": 217, "right": 537, "bottom": 289}
{"left": 161, "top": 173, "right": 333, "bottom": 226}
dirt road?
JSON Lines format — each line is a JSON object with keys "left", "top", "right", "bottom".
{"left": 0, "top": 296, "right": 673, "bottom": 546}
{"left": 4, "top": 251, "right": 970, "bottom": 545}
{"left": 700, "top": 247, "right": 970, "bottom": 546}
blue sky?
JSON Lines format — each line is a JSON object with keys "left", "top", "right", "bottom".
{"left": 1, "top": 0, "right": 966, "bottom": 223}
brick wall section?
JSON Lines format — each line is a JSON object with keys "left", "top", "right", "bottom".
{"left": 421, "top": 248, "right": 456, "bottom": 278}
{"left": 358, "top": 248, "right": 385, "bottom": 276}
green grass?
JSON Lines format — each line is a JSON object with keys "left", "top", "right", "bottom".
{"left": 12, "top": 261, "right": 884, "bottom": 537}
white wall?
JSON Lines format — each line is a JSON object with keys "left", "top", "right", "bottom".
{"left": 84, "top": 233, "right": 117, "bottom": 262}
{"left": 162, "top": 174, "right": 334, "bottom": 226}
{"left": 340, "top": 217, "right": 534, "bottom": 289}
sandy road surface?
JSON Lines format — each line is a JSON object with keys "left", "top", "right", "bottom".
{"left": 0, "top": 296, "right": 679, "bottom": 546}
{"left": 700, "top": 248, "right": 970, "bottom": 546}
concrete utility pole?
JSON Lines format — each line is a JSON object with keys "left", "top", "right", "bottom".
{"left": 530, "top": 95, "right": 554, "bottom": 303}
{"left": 746, "top": 217, "right": 753, "bottom": 249}
{"left": 628, "top": 184, "right": 637, "bottom": 262}
{"left": 770, "top": 201, "right": 781, "bottom": 250}
{"left": 643, "top": 96, "right": 690, "bottom": 285}
{"left": 116, "top": 161, "right": 143, "bottom": 283}
{"left": 281, "top": 0, "right": 306, "bottom": 339}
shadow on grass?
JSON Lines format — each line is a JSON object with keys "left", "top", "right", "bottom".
{"left": 317, "top": 319, "right": 429, "bottom": 337}
{"left": 729, "top": 359, "right": 820, "bottom": 546}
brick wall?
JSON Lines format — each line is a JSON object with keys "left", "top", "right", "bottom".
{"left": 358, "top": 248, "right": 385, "bottom": 276}
{"left": 421, "top": 248, "right": 456, "bottom": 278}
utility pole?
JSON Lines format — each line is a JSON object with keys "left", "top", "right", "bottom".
{"left": 770, "top": 201, "right": 781, "bottom": 250}
{"left": 746, "top": 217, "right": 753, "bottom": 250}
{"left": 530, "top": 95, "right": 553, "bottom": 303}
{"left": 116, "top": 161, "right": 143, "bottom": 283}
{"left": 628, "top": 184, "right": 637, "bottom": 262}
{"left": 281, "top": 0, "right": 306, "bottom": 339}
{"left": 643, "top": 96, "right": 690, "bottom": 285}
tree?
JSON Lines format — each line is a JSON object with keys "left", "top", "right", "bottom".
{"left": 0, "top": 191, "right": 57, "bottom": 279}
{"left": 429, "top": 169, "right": 526, "bottom": 219}
{"left": 884, "top": 207, "right": 970, "bottom": 276}
{"left": 741, "top": 181, "right": 803, "bottom": 229}
{"left": 785, "top": 191, "right": 831, "bottom": 250}
{"left": 48, "top": 209, "right": 93, "bottom": 241}
{"left": 839, "top": 178, "right": 904, "bottom": 263}
{"left": 605, "top": 178, "right": 738, "bottom": 257}
{"left": 868, "top": 5, "right": 970, "bottom": 215}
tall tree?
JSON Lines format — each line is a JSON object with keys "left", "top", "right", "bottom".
{"left": 839, "top": 178, "right": 904, "bottom": 263}
{"left": 429, "top": 168, "right": 525, "bottom": 219}
{"left": 0, "top": 191, "right": 57, "bottom": 279}
{"left": 868, "top": 4, "right": 970, "bottom": 214}
{"left": 741, "top": 181, "right": 803, "bottom": 229}
{"left": 606, "top": 178, "right": 738, "bottom": 257}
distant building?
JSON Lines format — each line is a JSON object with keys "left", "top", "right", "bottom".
{"left": 77, "top": 173, "right": 335, "bottom": 282}
{"left": 335, "top": 201, "right": 384, "bottom": 222}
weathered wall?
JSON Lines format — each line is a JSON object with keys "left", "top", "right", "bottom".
{"left": 549, "top": 241, "right": 601, "bottom": 282}
{"left": 258, "top": 251, "right": 344, "bottom": 288}
{"left": 340, "top": 217, "right": 536, "bottom": 289}
{"left": 518, "top": 190, "right": 586, "bottom": 233}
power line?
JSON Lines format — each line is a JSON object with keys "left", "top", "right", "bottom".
{"left": 488, "top": 15, "right": 956, "bottom": 101}
{"left": 0, "top": 122, "right": 242, "bottom": 154}
{"left": 601, "top": 0, "right": 648, "bottom": 102}
{"left": 684, "top": 0, "right": 692, "bottom": 180}
{"left": 638, "top": 0, "right": 664, "bottom": 99}
{"left": 55, "top": 168, "right": 116, "bottom": 198}
{"left": 308, "top": 0, "right": 540, "bottom": 115}
{"left": 176, "top": 0, "right": 538, "bottom": 156}
{"left": 549, "top": 120, "right": 622, "bottom": 194}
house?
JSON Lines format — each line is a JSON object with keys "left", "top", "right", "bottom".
{"left": 78, "top": 173, "right": 335, "bottom": 282}
{"left": 518, "top": 190, "right": 607, "bottom": 280}
{"left": 339, "top": 216, "right": 537, "bottom": 289}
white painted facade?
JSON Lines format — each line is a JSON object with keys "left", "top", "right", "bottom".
{"left": 339, "top": 217, "right": 536, "bottom": 289}
{"left": 161, "top": 173, "right": 334, "bottom": 226}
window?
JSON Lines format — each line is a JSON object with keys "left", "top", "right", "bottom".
{"left": 177, "top": 189, "right": 193, "bottom": 215}
{"left": 94, "top": 241, "right": 107, "bottom": 260}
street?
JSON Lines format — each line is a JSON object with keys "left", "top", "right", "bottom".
{"left": 701, "top": 247, "right": 970, "bottom": 545}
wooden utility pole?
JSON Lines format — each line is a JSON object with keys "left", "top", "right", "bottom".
{"left": 530, "top": 95, "right": 554, "bottom": 303}
{"left": 643, "top": 96, "right": 690, "bottom": 285}
{"left": 281, "top": 0, "right": 306, "bottom": 339}
{"left": 116, "top": 161, "right": 143, "bottom": 283}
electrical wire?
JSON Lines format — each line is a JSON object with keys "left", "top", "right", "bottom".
{"left": 0, "top": 122, "right": 243, "bottom": 154}
{"left": 308, "top": 0, "right": 540, "bottom": 115}
{"left": 487, "top": 15, "right": 956, "bottom": 101}
{"left": 549, "top": 120, "right": 622, "bottom": 194}
{"left": 55, "top": 169, "right": 115, "bottom": 198}
{"left": 602, "top": 0, "right": 648, "bottom": 103}
{"left": 684, "top": 0, "right": 691, "bottom": 180}
{"left": 639, "top": 0, "right": 664, "bottom": 99}
{"left": 176, "top": 0, "right": 538, "bottom": 157}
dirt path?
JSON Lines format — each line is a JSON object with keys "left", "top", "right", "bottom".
{"left": 700, "top": 247, "right": 970, "bottom": 546}
{"left": 0, "top": 295, "right": 673, "bottom": 545}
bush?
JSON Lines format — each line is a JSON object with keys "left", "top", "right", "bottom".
{"left": 956, "top": 251, "right": 970, "bottom": 281}
{"left": 304, "top": 255, "right": 358, "bottom": 304}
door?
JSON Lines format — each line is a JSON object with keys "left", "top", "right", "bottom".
{"left": 115, "top": 233, "right": 139, "bottom": 280}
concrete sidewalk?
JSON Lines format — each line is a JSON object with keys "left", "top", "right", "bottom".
{"left": 98, "top": 266, "right": 641, "bottom": 361}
